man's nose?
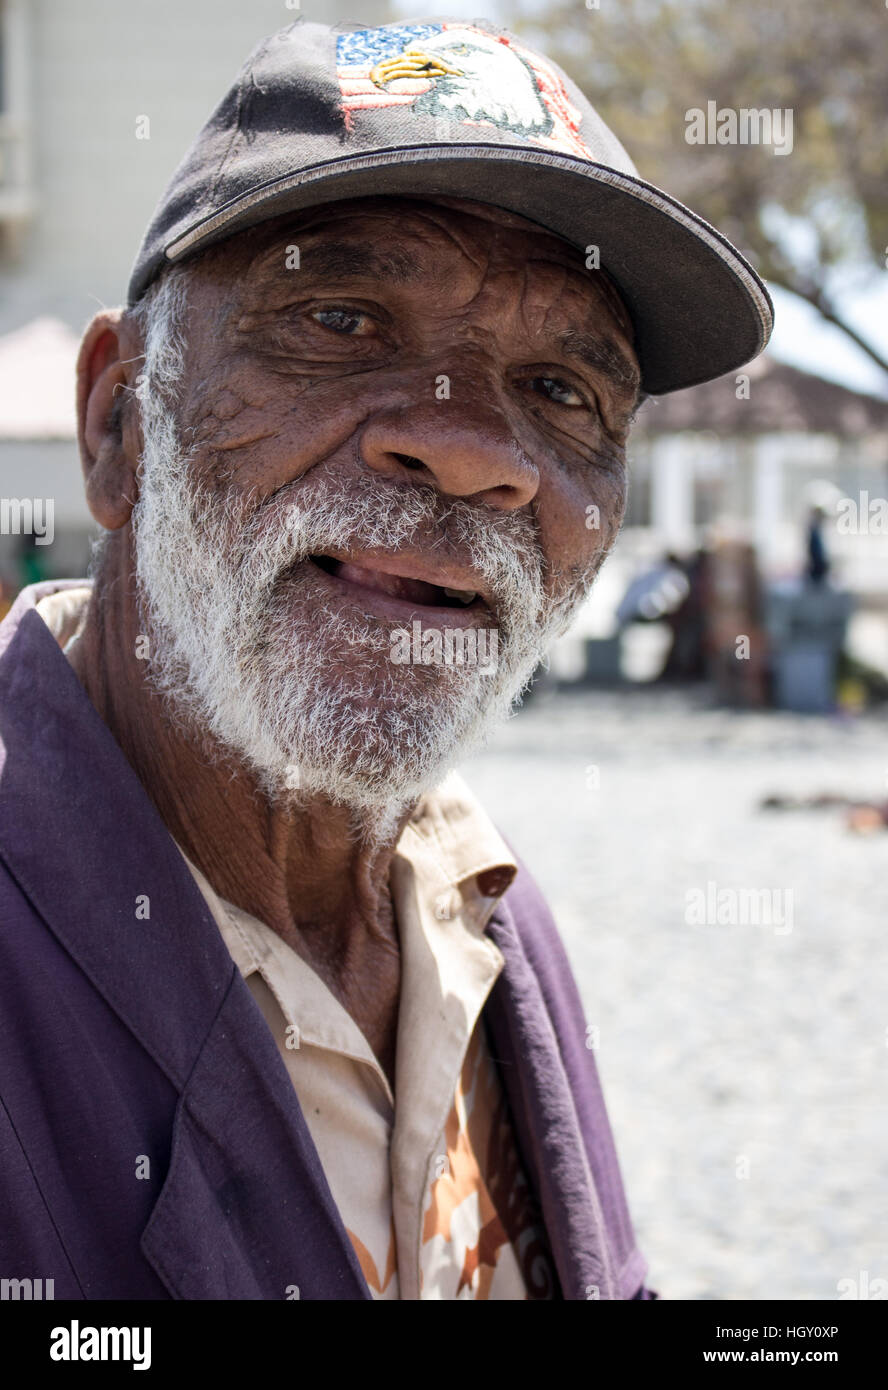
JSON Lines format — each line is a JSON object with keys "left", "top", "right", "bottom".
{"left": 359, "top": 394, "right": 539, "bottom": 509}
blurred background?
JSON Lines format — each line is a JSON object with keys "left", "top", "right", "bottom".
{"left": 1, "top": 0, "right": 885, "bottom": 1298}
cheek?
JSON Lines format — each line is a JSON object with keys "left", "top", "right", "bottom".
{"left": 183, "top": 367, "right": 290, "bottom": 454}
{"left": 180, "top": 366, "right": 373, "bottom": 495}
{"left": 535, "top": 461, "right": 627, "bottom": 579}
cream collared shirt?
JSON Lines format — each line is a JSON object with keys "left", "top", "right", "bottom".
{"left": 37, "top": 585, "right": 554, "bottom": 1300}
{"left": 176, "top": 779, "right": 552, "bottom": 1300}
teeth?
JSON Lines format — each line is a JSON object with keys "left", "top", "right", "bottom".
{"left": 443, "top": 587, "right": 477, "bottom": 605}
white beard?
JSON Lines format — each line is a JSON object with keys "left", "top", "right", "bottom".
{"left": 130, "top": 394, "right": 592, "bottom": 822}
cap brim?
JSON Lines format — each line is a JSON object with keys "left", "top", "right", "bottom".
{"left": 148, "top": 144, "right": 773, "bottom": 397}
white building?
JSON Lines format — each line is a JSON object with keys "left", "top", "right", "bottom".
{"left": 560, "top": 354, "right": 888, "bottom": 682}
{"left": 625, "top": 353, "right": 888, "bottom": 597}
{"left": 0, "top": 0, "right": 396, "bottom": 331}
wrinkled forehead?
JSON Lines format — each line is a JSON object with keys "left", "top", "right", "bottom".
{"left": 200, "top": 194, "right": 636, "bottom": 341}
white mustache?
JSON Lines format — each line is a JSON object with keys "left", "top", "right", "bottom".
{"left": 225, "top": 470, "right": 547, "bottom": 631}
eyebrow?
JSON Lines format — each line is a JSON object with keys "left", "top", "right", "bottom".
{"left": 559, "top": 329, "right": 641, "bottom": 398}
{"left": 295, "top": 241, "right": 424, "bottom": 285}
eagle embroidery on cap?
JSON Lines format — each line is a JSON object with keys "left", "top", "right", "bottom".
{"left": 336, "top": 23, "right": 593, "bottom": 160}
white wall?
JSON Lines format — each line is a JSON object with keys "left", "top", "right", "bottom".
{"left": 0, "top": 0, "right": 392, "bottom": 335}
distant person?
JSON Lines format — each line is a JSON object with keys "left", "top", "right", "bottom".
{"left": 18, "top": 531, "right": 51, "bottom": 590}
{"left": 806, "top": 504, "right": 831, "bottom": 584}
{"left": 661, "top": 549, "right": 710, "bottom": 681}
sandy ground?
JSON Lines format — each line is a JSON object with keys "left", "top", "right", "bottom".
{"left": 461, "top": 684, "right": 888, "bottom": 1301}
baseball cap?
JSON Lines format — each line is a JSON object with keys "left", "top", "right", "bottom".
{"left": 128, "top": 18, "right": 773, "bottom": 396}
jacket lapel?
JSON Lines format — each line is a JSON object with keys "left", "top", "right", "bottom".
{"left": 140, "top": 974, "right": 371, "bottom": 1299}
{"left": 484, "top": 901, "right": 619, "bottom": 1301}
{"left": 0, "top": 585, "right": 369, "bottom": 1299}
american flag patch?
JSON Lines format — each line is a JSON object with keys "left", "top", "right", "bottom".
{"left": 335, "top": 22, "right": 592, "bottom": 160}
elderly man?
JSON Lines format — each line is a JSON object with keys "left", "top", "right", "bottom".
{"left": 0, "top": 20, "right": 771, "bottom": 1301}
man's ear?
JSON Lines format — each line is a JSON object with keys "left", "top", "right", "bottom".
{"left": 76, "top": 308, "right": 145, "bottom": 531}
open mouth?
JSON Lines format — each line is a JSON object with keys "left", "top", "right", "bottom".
{"left": 308, "top": 555, "right": 485, "bottom": 612}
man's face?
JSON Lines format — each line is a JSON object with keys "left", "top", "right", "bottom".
{"left": 130, "top": 197, "right": 639, "bottom": 815}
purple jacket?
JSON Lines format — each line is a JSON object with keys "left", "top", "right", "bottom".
{"left": 0, "top": 580, "right": 652, "bottom": 1300}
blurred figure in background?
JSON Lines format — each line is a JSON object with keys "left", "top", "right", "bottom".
{"left": 660, "top": 548, "right": 711, "bottom": 683}
{"left": 806, "top": 504, "right": 831, "bottom": 585}
{"left": 707, "top": 540, "right": 769, "bottom": 706}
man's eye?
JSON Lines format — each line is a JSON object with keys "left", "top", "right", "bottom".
{"left": 310, "top": 307, "right": 377, "bottom": 337}
{"left": 526, "top": 376, "right": 586, "bottom": 407}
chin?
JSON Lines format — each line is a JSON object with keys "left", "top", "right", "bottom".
{"left": 231, "top": 655, "right": 516, "bottom": 818}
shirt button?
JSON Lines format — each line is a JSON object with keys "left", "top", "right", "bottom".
{"left": 476, "top": 866, "right": 514, "bottom": 898}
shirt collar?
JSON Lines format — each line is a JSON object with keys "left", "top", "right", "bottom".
{"left": 400, "top": 769, "right": 517, "bottom": 926}
{"left": 34, "top": 585, "right": 91, "bottom": 654}
{"left": 174, "top": 770, "right": 517, "bottom": 979}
